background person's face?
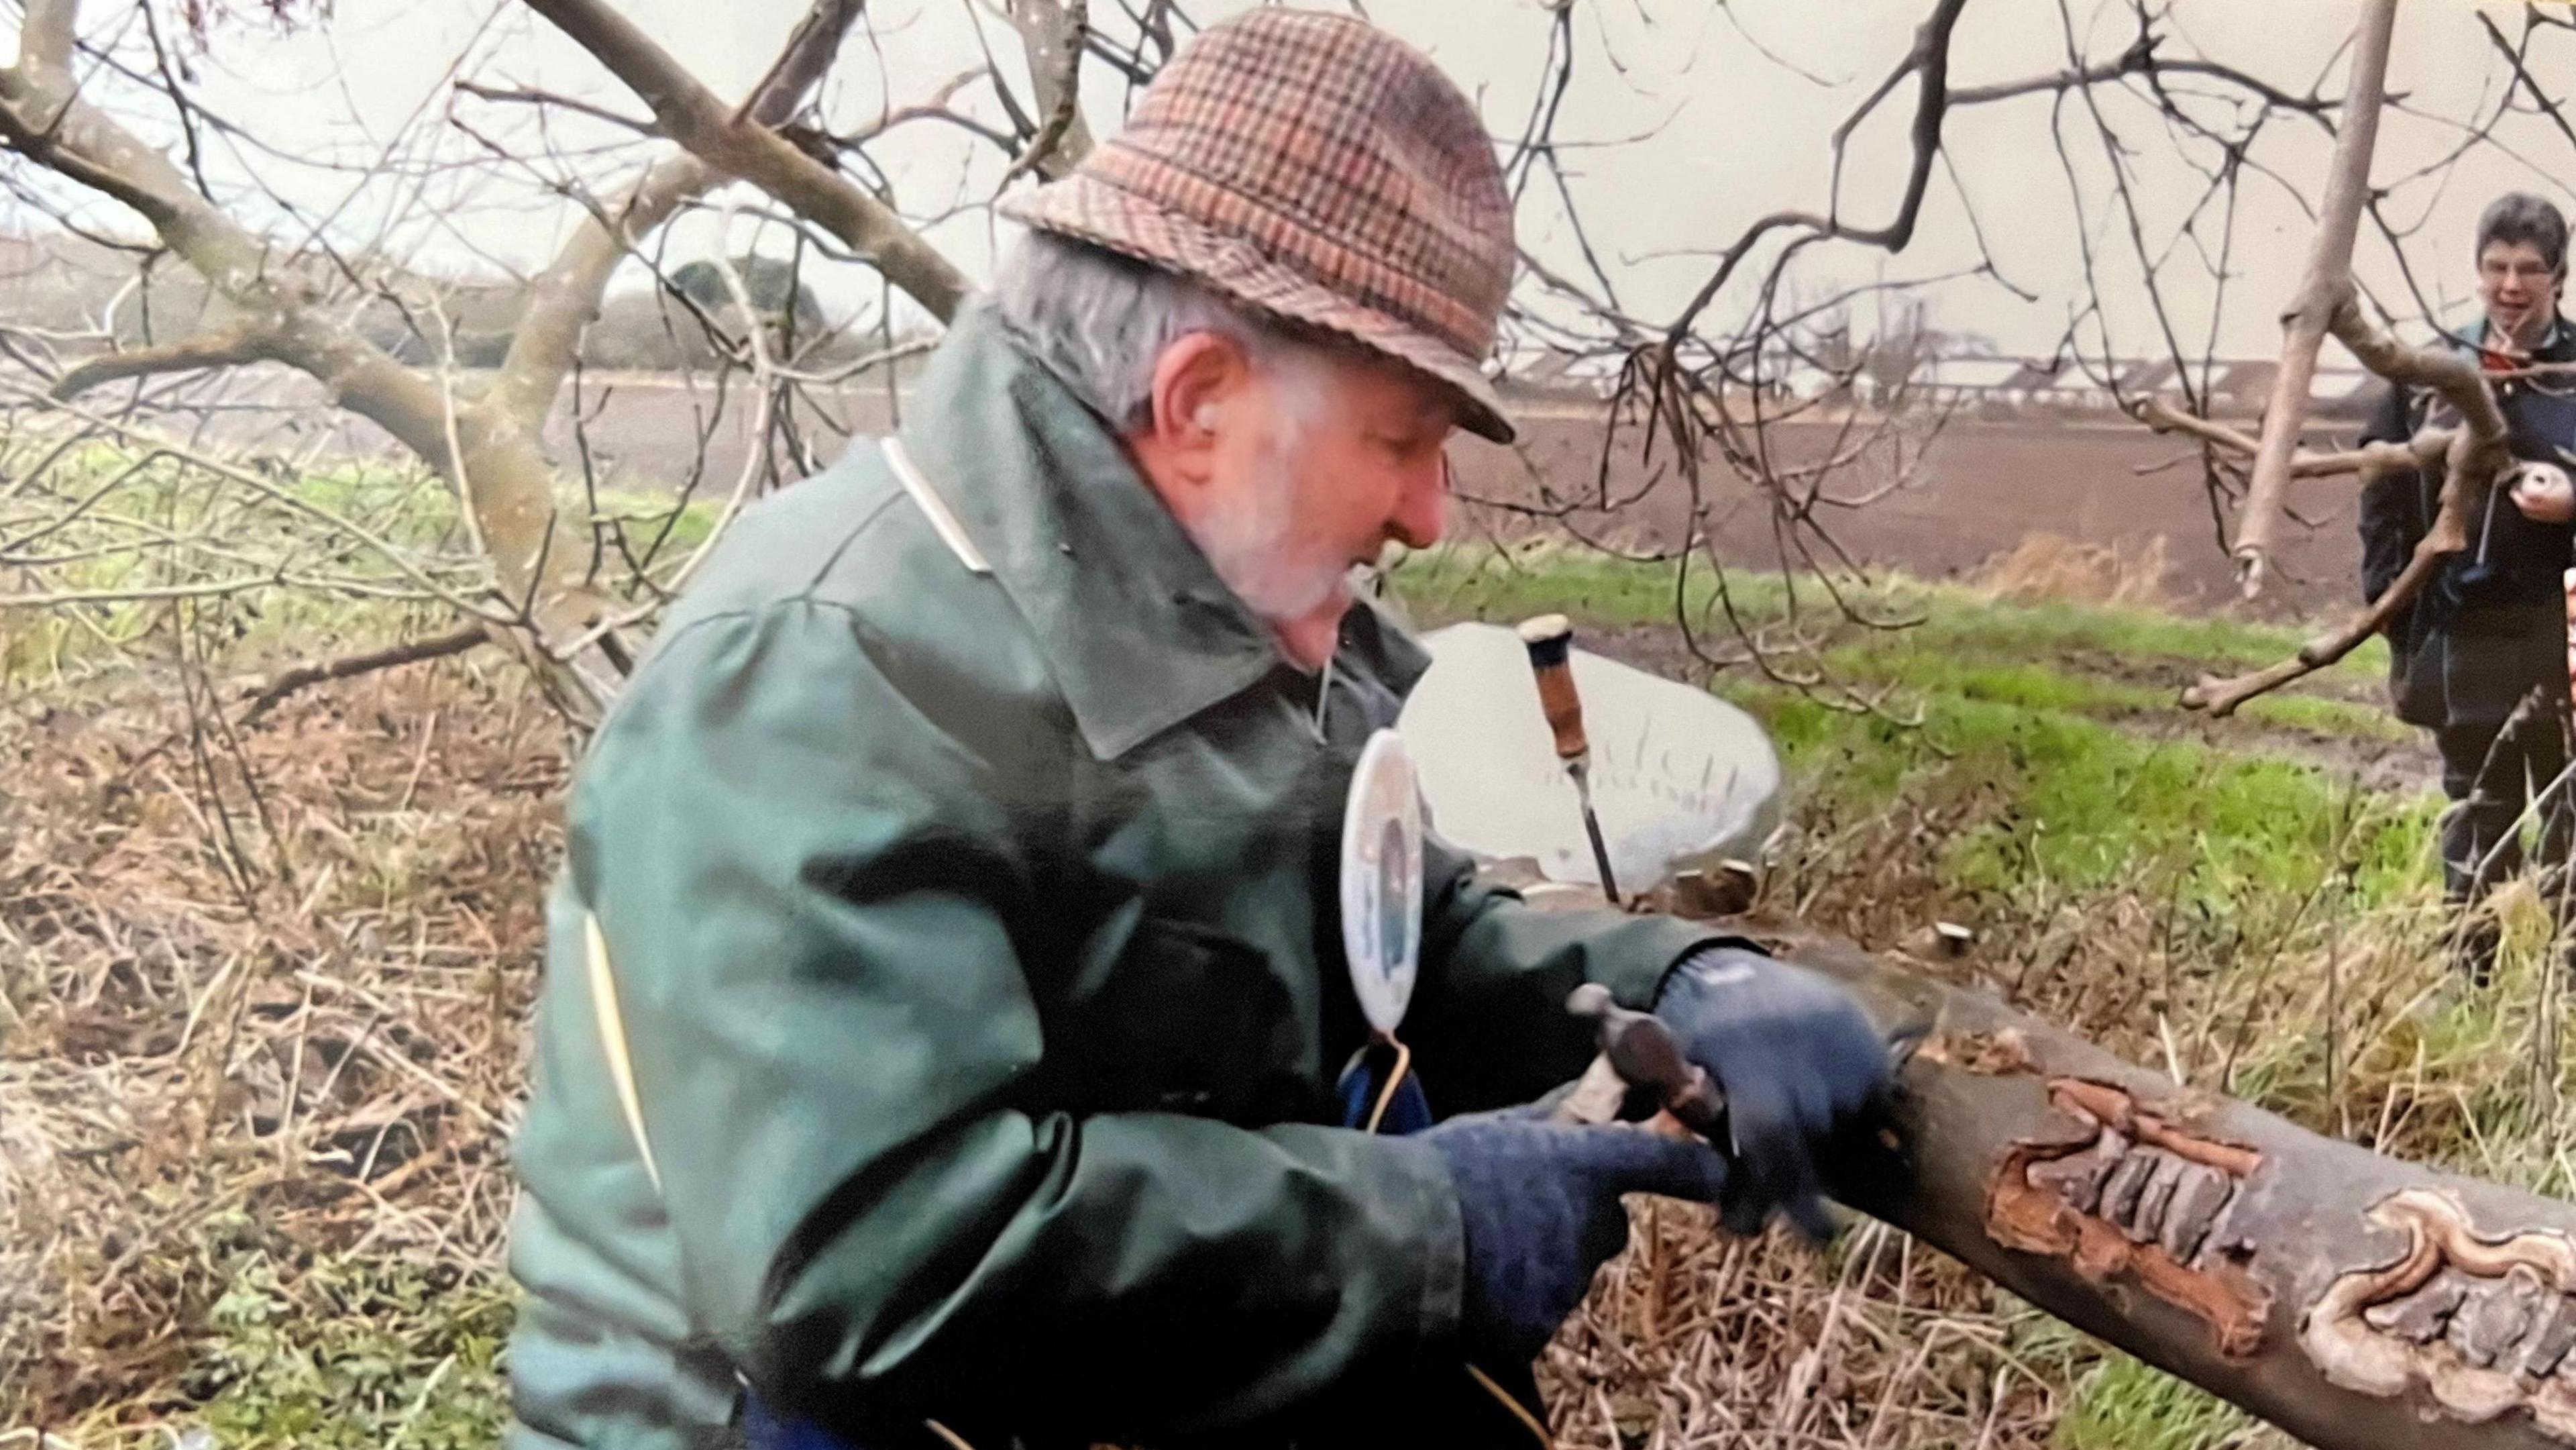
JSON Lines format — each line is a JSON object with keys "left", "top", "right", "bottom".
{"left": 2479, "top": 239, "right": 2561, "bottom": 348}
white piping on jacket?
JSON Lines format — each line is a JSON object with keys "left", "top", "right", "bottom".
{"left": 883, "top": 435, "right": 992, "bottom": 576}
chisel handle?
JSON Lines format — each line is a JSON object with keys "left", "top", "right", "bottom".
{"left": 1517, "top": 613, "right": 1589, "bottom": 762}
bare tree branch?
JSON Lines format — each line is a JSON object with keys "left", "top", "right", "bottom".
{"left": 0, "top": 69, "right": 582, "bottom": 619}
{"left": 832, "top": 69, "right": 1008, "bottom": 153}
{"left": 48, "top": 327, "right": 277, "bottom": 399}
{"left": 453, "top": 79, "right": 661, "bottom": 138}
{"left": 727, "top": 0, "right": 860, "bottom": 127}
{"left": 490, "top": 0, "right": 868, "bottom": 433}
{"left": 1000, "top": 0, "right": 1093, "bottom": 183}
{"left": 1662, "top": 0, "right": 1967, "bottom": 345}
{"left": 2479, "top": 10, "right": 2576, "bottom": 158}
{"left": 520, "top": 0, "right": 973, "bottom": 321}
{"left": 2232, "top": 0, "right": 2398, "bottom": 598}
{"left": 19, "top": 0, "right": 79, "bottom": 76}
{"left": 2182, "top": 291, "right": 2513, "bottom": 715}
{"left": 2133, "top": 395, "right": 2450, "bottom": 478}
{"left": 237, "top": 624, "right": 493, "bottom": 725}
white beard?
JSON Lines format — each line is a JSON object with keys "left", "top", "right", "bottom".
{"left": 1189, "top": 437, "right": 1350, "bottom": 625}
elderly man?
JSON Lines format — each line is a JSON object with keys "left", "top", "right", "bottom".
{"left": 2361, "top": 192, "right": 2576, "bottom": 982}
{"left": 504, "top": 12, "right": 1889, "bottom": 1448}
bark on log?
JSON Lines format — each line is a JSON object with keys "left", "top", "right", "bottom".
{"left": 1718, "top": 917, "right": 2576, "bottom": 1450}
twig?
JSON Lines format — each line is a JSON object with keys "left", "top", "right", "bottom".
{"left": 237, "top": 625, "right": 492, "bottom": 725}
{"left": 2131, "top": 395, "right": 2451, "bottom": 479}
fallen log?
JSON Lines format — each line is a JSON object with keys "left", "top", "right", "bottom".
{"left": 1719, "top": 917, "right": 2576, "bottom": 1450}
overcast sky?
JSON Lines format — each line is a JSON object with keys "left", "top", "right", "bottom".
{"left": 17, "top": 0, "right": 2575, "bottom": 364}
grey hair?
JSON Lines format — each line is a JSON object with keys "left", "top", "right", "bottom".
{"left": 992, "top": 230, "right": 1332, "bottom": 433}
{"left": 2477, "top": 191, "right": 2569, "bottom": 276}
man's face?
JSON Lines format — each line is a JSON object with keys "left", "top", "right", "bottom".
{"left": 2479, "top": 239, "right": 2561, "bottom": 349}
{"left": 1185, "top": 348, "right": 1456, "bottom": 670}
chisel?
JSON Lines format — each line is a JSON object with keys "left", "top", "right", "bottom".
{"left": 1517, "top": 613, "right": 1621, "bottom": 905}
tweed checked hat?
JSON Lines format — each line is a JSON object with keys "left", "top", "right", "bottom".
{"left": 1000, "top": 9, "right": 1519, "bottom": 442}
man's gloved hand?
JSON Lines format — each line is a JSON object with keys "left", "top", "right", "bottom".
{"left": 1415, "top": 1112, "right": 1727, "bottom": 1367}
{"left": 1652, "top": 943, "right": 1891, "bottom": 1241}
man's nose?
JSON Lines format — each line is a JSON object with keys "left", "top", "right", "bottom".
{"left": 1389, "top": 452, "right": 1450, "bottom": 548}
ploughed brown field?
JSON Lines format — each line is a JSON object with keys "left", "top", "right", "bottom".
{"left": 1458, "top": 408, "right": 2367, "bottom": 625}
{"left": 517, "top": 376, "right": 2371, "bottom": 625}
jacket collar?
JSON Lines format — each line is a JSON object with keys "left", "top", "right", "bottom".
{"left": 2467, "top": 313, "right": 2576, "bottom": 363}
{"left": 898, "top": 303, "right": 1325, "bottom": 759}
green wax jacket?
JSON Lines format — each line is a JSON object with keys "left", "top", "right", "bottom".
{"left": 503, "top": 303, "right": 1718, "bottom": 1449}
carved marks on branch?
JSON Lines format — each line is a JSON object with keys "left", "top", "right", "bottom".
{"left": 1986, "top": 1078, "right": 2271, "bottom": 1358}
{"left": 2302, "top": 1188, "right": 2576, "bottom": 1444}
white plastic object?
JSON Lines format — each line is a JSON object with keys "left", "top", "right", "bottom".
{"left": 1397, "top": 622, "right": 1783, "bottom": 894}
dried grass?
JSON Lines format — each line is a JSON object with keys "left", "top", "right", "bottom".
{"left": 1, "top": 610, "right": 2558, "bottom": 1450}
{"left": 1, "top": 659, "right": 562, "bottom": 1441}
{"left": 1976, "top": 534, "right": 2174, "bottom": 611}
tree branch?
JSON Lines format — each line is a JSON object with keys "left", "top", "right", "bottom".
{"left": 520, "top": 0, "right": 972, "bottom": 322}
{"left": 0, "top": 60, "right": 604, "bottom": 644}
{"left": 48, "top": 327, "right": 278, "bottom": 400}
{"left": 833, "top": 69, "right": 1008, "bottom": 152}
{"left": 2479, "top": 11, "right": 2576, "bottom": 158}
{"left": 1664, "top": 0, "right": 1966, "bottom": 344}
{"left": 453, "top": 79, "right": 660, "bottom": 137}
{"left": 1747, "top": 919, "right": 2576, "bottom": 1450}
{"left": 490, "top": 0, "right": 865, "bottom": 433}
{"left": 2232, "top": 0, "right": 2398, "bottom": 597}
{"left": 1000, "top": 0, "right": 1092, "bottom": 183}
{"left": 237, "top": 624, "right": 493, "bottom": 725}
{"left": 19, "top": 0, "right": 79, "bottom": 79}
{"left": 1946, "top": 36, "right": 2336, "bottom": 118}
{"left": 2182, "top": 293, "right": 2514, "bottom": 715}
{"left": 727, "top": 0, "right": 858, "bottom": 125}
{"left": 2131, "top": 395, "right": 2451, "bottom": 480}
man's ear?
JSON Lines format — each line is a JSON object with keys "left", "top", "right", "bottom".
{"left": 1140, "top": 332, "right": 1254, "bottom": 472}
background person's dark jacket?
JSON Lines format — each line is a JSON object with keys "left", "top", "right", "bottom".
{"left": 2358, "top": 316, "right": 2576, "bottom": 729}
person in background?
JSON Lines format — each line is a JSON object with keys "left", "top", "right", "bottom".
{"left": 2361, "top": 191, "right": 2576, "bottom": 982}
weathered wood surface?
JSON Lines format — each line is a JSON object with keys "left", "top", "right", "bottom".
{"left": 1715, "top": 917, "right": 2576, "bottom": 1450}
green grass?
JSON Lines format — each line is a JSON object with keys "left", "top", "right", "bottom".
{"left": 195, "top": 1248, "right": 511, "bottom": 1450}
{"left": 1390, "top": 543, "right": 2443, "bottom": 926}
{"left": 2055, "top": 1352, "right": 2276, "bottom": 1450}
{"left": 1, "top": 445, "right": 722, "bottom": 694}
{"left": 2, "top": 451, "right": 466, "bottom": 687}
{"left": 1755, "top": 684, "right": 2435, "bottom": 911}
{"left": 1387, "top": 539, "right": 2392, "bottom": 689}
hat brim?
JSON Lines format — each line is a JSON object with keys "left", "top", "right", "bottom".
{"left": 1002, "top": 173, "right": 1517, "bottom": 445}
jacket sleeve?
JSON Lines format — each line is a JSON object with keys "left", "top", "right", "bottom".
{"left": 574, "top": 601, "right": 1462, "bottom": 1441}
{"left": 1402, "top": 832, "right": 1720, "bottom": 1112}
{"left": 2358, "top": 380, "right": 2426, "bottom": 607}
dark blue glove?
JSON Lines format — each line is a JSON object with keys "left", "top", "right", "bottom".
{"left": 1653, "top": 943, "right": 1890, "bottom": 1241}
{"left": 1415, "top": 1112, "right": 1728, "bottom": 1367}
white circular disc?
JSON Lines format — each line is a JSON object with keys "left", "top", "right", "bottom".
{"left": 1340, "top": 728, "right": 1424, "bottom": 1036}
